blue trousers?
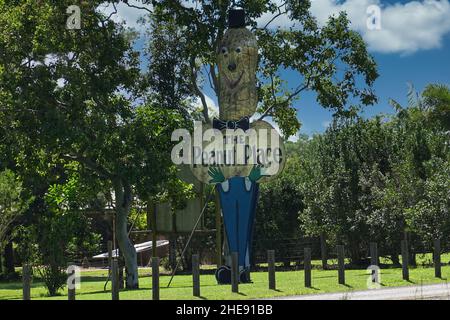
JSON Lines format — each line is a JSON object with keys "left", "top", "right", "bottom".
{"left": 217, "top": 176, "right": 259, "bottom": 269}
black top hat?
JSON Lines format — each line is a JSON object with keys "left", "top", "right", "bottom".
{"left": 228, "top": 9, "right": 246, "bottom": 28}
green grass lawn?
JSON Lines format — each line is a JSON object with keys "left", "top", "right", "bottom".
{"left": 1, "top": 259, "right": 450, "bottom": 300}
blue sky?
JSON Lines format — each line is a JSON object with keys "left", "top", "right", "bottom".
{"left": 296, "top": 32, "right": 450, "bottom": 135}
{"left": 100, "top": 0, "right": 450, "bottom": 137}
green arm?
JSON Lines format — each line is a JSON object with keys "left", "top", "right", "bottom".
{"left": 248, "top": 165, "right": 263, "bottom": 182}
{"left": 208, "top": 166, "right": 225, "bottom": 184}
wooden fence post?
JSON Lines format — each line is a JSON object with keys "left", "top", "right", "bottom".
{"left": 67, "top": 265, "right": 76, "bottom": 301}
{"left": 304, "top": 247, "right": 312, "bottom": 288}
{"left": 111, "top": 259, "right": 119, "bottom": 300}
{"left": 22, "top": 264, "right": 31, "bottom": 300}
{"left": 268, "top": 250, "right": 276, "bottom": 290}
{"left": 231, "top": 252, "right": 239, "bottom": 293}
{"left": 433, "top": 239, "right": 441, "bottom": 278}
{"left": 152, "top": 257, "right": 160, "bottom": 300}
{"left": 107, "top": 241, "right": 113, "bottom": 270}
{"left": 192, "top": 254, "right": 200, "bottom": 297}
{"left": 370, "top": 242, "right": 378, "bottom": 266}
{"left": 369, "top": 242, "right": 378, "bottom": 283}
{"left": 401, "top": 240, "right": 409, "bottom": 281}
{"left": 68, "top": 286, "right": 76, "bottom": 300}
{"left": 337, "top": 245, "right": 345, "bottom": 285}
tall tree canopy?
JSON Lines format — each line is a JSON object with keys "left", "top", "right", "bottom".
{"left": 0, "top": 0, "right": 185, "bottom": 288}
{"left": 0, "top": 170, "right": 32, "bottom": 253}
{"left": 296, "top": 83, "right": 449, "bottom": 264}
{"left": 146, "top": 0, "right": 378, "bottom": 136}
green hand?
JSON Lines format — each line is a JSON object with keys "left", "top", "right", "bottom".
{"left": 248, "top": 165, "right": 263, "bottom": 182}
{"left": 208, "top": 166, "right": 225, "bottom": 184}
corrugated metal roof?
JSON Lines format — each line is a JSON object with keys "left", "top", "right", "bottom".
{"left": 92, "top": 240, "right": 169, "bottom": 259}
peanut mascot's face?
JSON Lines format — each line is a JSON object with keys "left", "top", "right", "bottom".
{"left": 217, "top": 28, "right": 258, "bottom": 121}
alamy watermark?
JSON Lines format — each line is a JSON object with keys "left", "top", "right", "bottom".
{"left": 366, "top": 265, "right": 381, "bottom": 289}
{"left": 367, "top": 5, "right": 382, "bottom": 31}
{"left": 67, "top": 265, "right": 81, "bottom": 290}
{"left": 66, "top": 5, "right": 81, "bottom": 30}
{"left": 171, "top": 122, "right": 283, "bottom": 176}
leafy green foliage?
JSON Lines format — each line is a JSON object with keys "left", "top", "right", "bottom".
{"left": 255, "top": 154, "right": 305, "bottom": 263}
{"left": 406, "top": 158, "right": 450, "bottom": 242}
{"left": 144, "top": 13, "right": 194, "bottom": 119}
{"left": 296, "top": 83, "right": 449, "bottom": 263}
{"left": 422, "top": 84, "right": 450, "bottom": 130}
{"left": 0, "top": 1, "right": 191, "bottom": 288}
{"left": 147, "top": 0, "right": 378, "bottom": 137}
{"left": 28, "top": 169, "right": 102, "bottom": 296}
{"left": 0, "top": 170, "right": 32, "bottom": 252}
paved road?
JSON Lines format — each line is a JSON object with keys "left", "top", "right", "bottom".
{"left": 271, "top": 283, "right": 450, "bottom": 300}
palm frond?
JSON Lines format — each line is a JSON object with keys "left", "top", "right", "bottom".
{"left": 388, "top": 98, "right": 403, "bottom": 112}
{"left": 406, "top": 82, "right": 423, "bottom": 109}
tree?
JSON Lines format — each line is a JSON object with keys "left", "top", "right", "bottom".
{"left": 422, "top": 84, "right": 450, "bottom": 131}
{"left": 145, "top": 14, "right": 193, "bottom": 117}
{"left": 0, "top": 169, "right": 32, "bottom": 278}
{"left": 255, "top": 153, "right": 305, "bottom": 266}
{"left": 0, "top": 1, "right": 185, "bottom": 288}
{"left": 31, "top": 166, "right": 102, "bottom": 296}
{"left": 298, "top": 83, "right": 450, "bottom": 264}
{"left": 298, "top": 116, "right": 403, "bottom": 263}
{"left": 0, "top": 170, "right": 32, "bottom": 255}
{"left": 405, "top": 157, "right": 450, "bottom": 243}
{"left": 145, "top": 0, "right": 378, "bottom": 135}
{"left": 388, "top": 83, "right": 450, "bottom": 245}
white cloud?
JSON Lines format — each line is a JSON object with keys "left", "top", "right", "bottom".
{"left": 194, "top": 94, "right": 219, "bottom": 118}
{"left": 363, "top": 0, "right": 450, "bottom": 53}
{"left": 206, "top": 95, "right": 219, "bottom": 117}
{"left": 259, "top": 0, "right": 450, "bottom": 55}
{"left": 56, "top": 78, "right": 67, "bottom": 88}
{"left": 97, "top": 0, "right": 196, "bottom": 31}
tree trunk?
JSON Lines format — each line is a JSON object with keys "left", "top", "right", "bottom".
{"left": 113, "top": 179, "right": 139, "bottom": 289}
{"left": 0, "top": 253, "right": 3, "bottom": 275}
{"left": 349, "top": 239, "right": 362, "bottom": 265}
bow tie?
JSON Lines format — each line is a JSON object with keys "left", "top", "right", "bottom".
{"left": 212, "top": 116, "right": 250, "bottom": 131}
